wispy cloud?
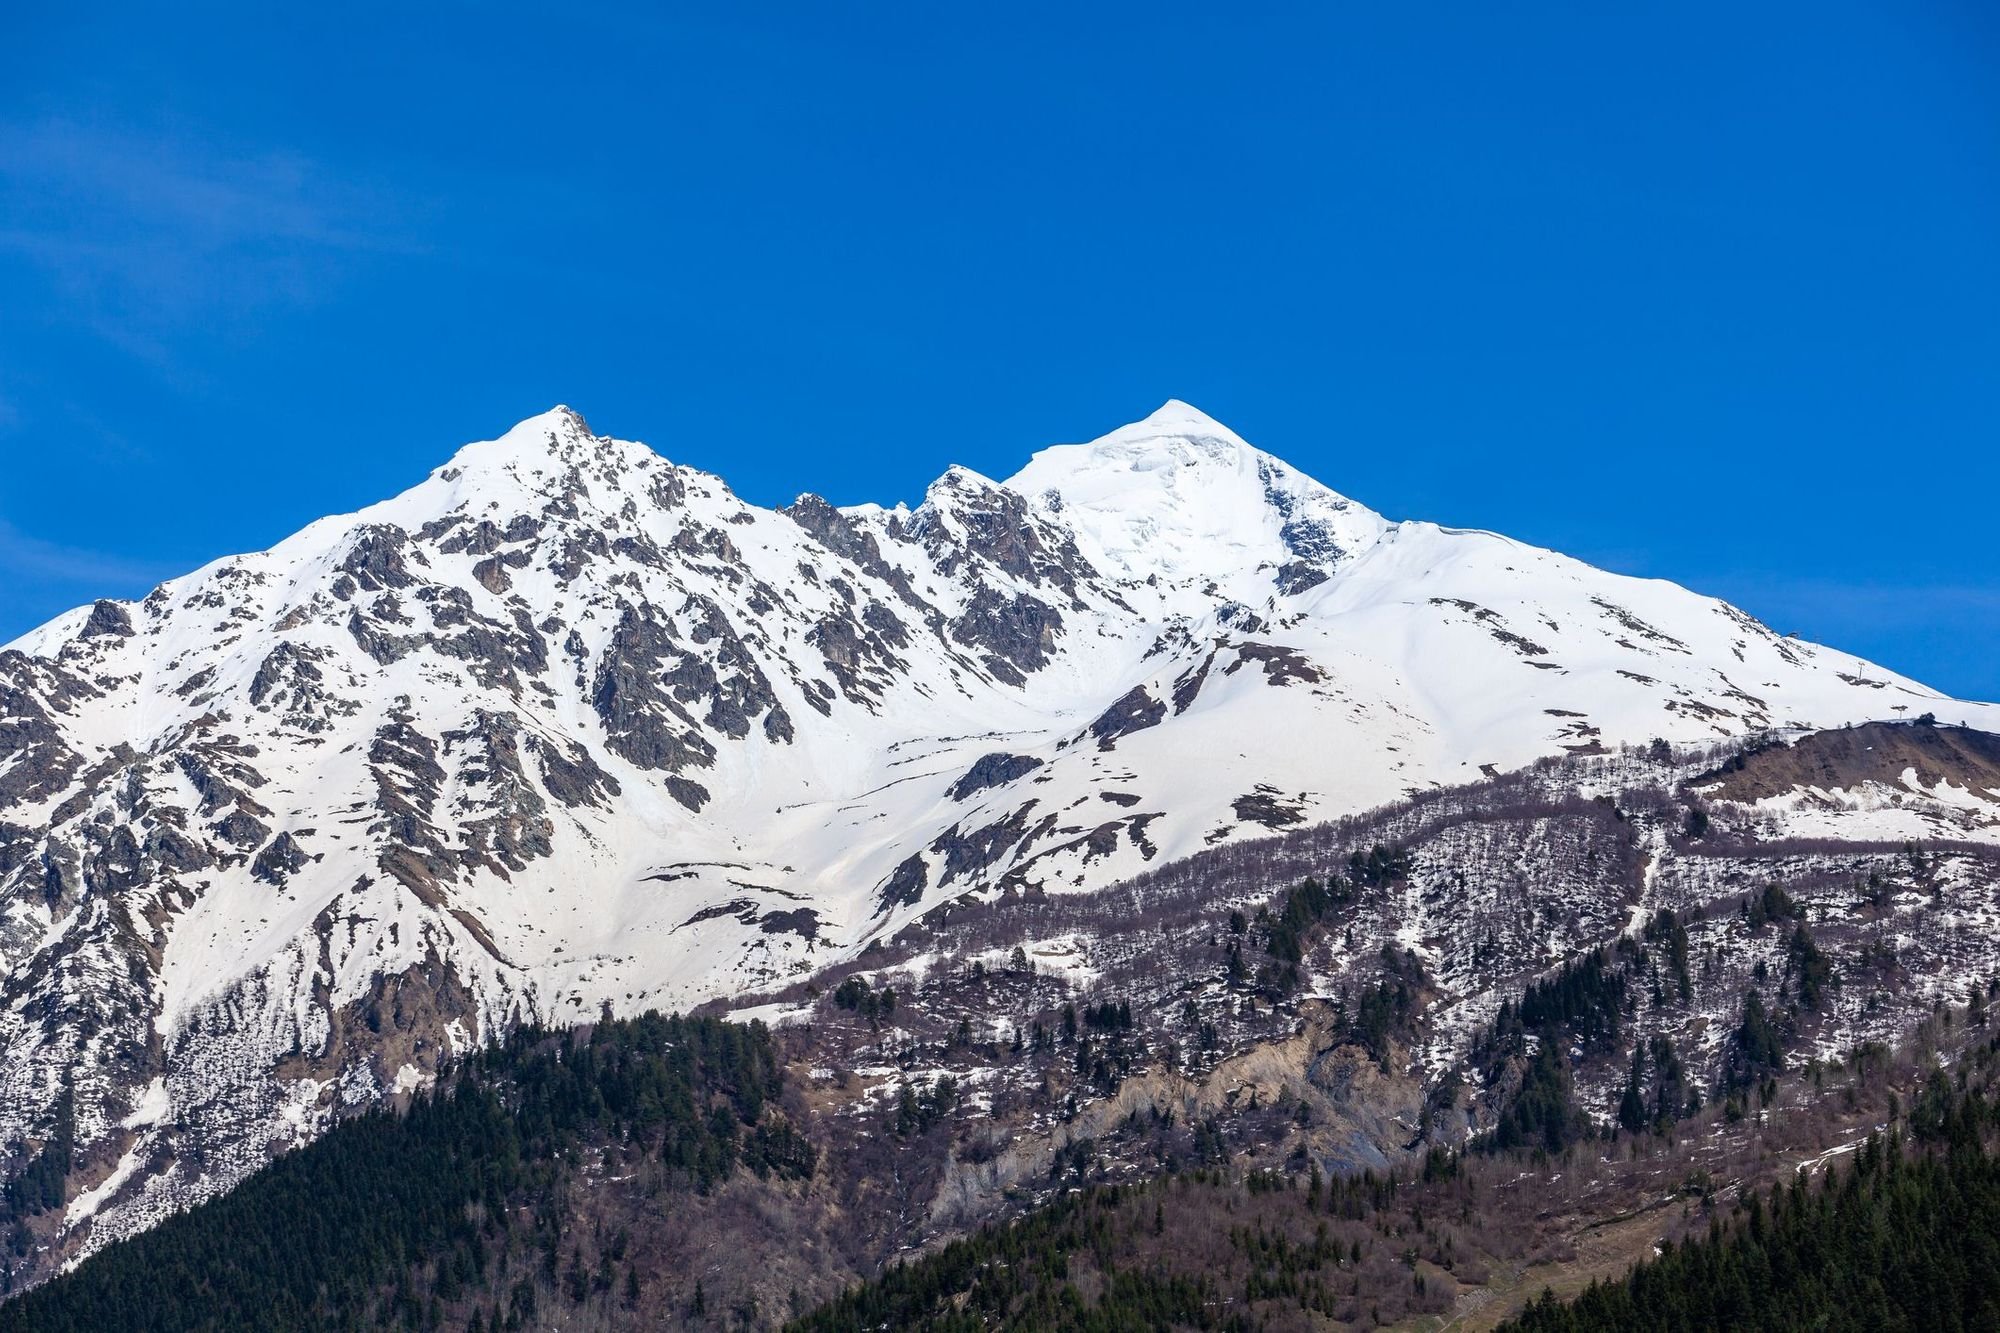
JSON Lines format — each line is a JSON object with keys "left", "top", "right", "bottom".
{"left": 1700, "top": 573, "right": 2000, "bottom": 702}
{"left": 1702, "top": 576, "right": 2000, "bottom": 637}
{"left": 0, "top": 119, "right": 418, "bottom": 353}
{"left": 0, "top": 519, "right": 182, "bottom": 592}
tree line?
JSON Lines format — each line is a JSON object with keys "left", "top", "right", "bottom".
{"left": 0, "top": 1012, "right": 811, "bottom": 1333}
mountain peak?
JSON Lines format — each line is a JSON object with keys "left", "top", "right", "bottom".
{"left": 1103, "top": 398, "right": 1243, "bottom": 445}
{"left": 439, "top": 405, "right": 593, "bottom": 471}
{"left": 420, "top": 406, "right": 690, "bottom": 511}
{"left": 1004, "top": 401, "right": 1257, "bottom": 494}
{"left": 1001, "top": 402, "right": 1384, "bottom": 588}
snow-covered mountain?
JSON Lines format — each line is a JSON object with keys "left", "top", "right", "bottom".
{"left": 2, "top": 400, "right": 1994, "bottom": 1265}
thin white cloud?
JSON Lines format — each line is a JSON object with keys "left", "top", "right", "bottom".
{"left": 0, "top": 119, "right": 419, "bottom": 338}
{"left": 1699, "top": 573, "right": 2000, "bottom": 702}
{"left": 1704, "top": 576, "right": 2000, "bottom": 635}
{"left": 0, "top": 519, "right": 180, "bottom": 591}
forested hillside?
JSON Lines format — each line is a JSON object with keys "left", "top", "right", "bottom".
{"left": 1507, "top": 1079, "right": 2000, "bottom": 1331}
{"left": 12, "top": 917, "right": 2000, "bottom": 1331}
{"left": 0, "top": 1014, "right": 811, "bottom": 1332}
{"left": 790, "top": 1013, "right": 2000, "bottom": 1332}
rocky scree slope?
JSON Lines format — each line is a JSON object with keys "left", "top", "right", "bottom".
{"left": 0, "top": 401, "right": 1992, "bottom": 1279}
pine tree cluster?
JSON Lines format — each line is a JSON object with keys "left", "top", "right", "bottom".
{"left": 0, "top": 1013, "right": 809, "bottom": 1333}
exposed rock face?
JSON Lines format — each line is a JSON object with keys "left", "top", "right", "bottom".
{"left": 875, "top": 854, "right": 928, "bottom": 912}
{"left": 251, "top": 831, "right": 311, "bottom": 884}
{"left": 1274, "top": 560, "right": 1328, "bottom": 595}
{"left": 591, "top": 605, "right": 719, "bottom": 775}
{"left": 0, "top": 399, "right": 1991, "bottom": 1288}
{"left": 951, "top": 587, "right": 1062, "bottom": 683}
{"left": 78, "top": 601, "right": 134, "bottom": 640}
{"left": 339, "top": 526, "right": 417, "bottom": 591}
{"left": 1089, "top": 686, "right": 1167, "bottom": 750}
{"left": 930, "top": 802, "right": 1056, "bottom": 888}
{"left": 946, "top": 753, "right": 1045, "bottom": 802}
{"left": 0, "top": 664, "right": 86, "bottom": 807}
{"left": 1233, "top": 786, "right": 1307, "bottom": 828}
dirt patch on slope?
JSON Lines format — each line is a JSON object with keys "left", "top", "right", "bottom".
{"left": 1697, "top": 722, "right": 2000, "bottom": 803}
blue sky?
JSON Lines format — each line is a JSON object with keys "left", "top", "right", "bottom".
{"left": 2, "top": 4, "right": 1996, "bottom": 699}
